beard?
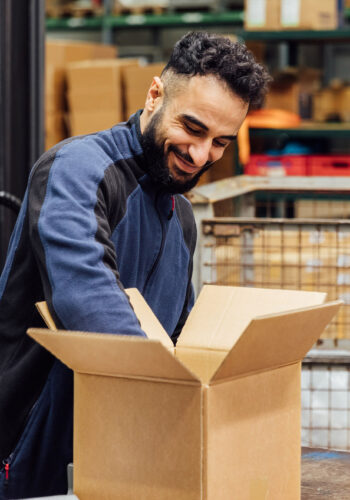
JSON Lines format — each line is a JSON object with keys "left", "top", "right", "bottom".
{"left": 139, "top": 109, "right": 212, "bottom": 195}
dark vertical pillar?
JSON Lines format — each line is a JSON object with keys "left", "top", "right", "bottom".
{"left": 0, "top": 0, "right": 45, "bottom": 269}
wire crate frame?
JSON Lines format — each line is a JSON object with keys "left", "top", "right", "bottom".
{"left": 302, "top": 351, "right": 350, "bottom": 451}
{"left": 200, "top": 217, "right": 350, "bottom": 343}
{"left": 189, "top": 175, "right": 350, "bottom": 296}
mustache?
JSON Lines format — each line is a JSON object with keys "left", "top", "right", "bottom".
{"left": 167, "top": 144, "right": 213, "bottom": 170}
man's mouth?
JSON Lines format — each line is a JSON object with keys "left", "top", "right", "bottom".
{"left": 172, "top": 151, "right": 199, "bottom": 175}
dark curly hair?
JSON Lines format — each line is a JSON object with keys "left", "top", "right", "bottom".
{"left": 162, "top": 31, "right": 271, "bottom": 109}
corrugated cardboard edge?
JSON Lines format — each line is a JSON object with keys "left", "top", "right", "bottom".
{"left": 178, "top": 285, "right": 328, "bottom": 351}
{"left": 201, "top": 385, "right": 208, "bottom": 500}
{"left": 36, "top": 288, "right": 174, "bottom": 351}
{"left": 36, "top": 301, "right": 57, "bottom": 331}
{"left": 126, "top": 288, "right": 174, "bottom": 350}
{"left": 27, "top": 327, "right": 201, "bottom": 385}
{"left": 210, "top": 300, "right": 342, "bottom": 384}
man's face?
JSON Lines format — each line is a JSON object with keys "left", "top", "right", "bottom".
{"left": 140, "top": 75, "right": 249, "bottom": 194}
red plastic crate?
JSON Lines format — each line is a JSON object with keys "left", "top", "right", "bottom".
{"left": 245, "top": 155, "right": 308, "bottom": 177}
{"left": 308, "top": 155, "right": 350, "bottom": 176}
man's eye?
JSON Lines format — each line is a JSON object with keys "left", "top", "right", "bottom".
{"left": 184, "top": 123, "right": 201, "bottom": 135}
{"left": 214, "top": 140, "right": 227, "bottom": 148}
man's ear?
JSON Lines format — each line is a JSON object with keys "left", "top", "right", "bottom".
{"left": 144, "top": 76, "right": 164, "bottom": 112}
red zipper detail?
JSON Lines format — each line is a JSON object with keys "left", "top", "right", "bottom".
{"left": 4, "top": 462, "right": 9, "bottom": 481}
{"left": 168, "top": 195, "right": 175, "bottom": 220}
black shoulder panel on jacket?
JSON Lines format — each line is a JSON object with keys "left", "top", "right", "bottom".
{"left": 174, "top": 195, "right": 197, "bottom": 257}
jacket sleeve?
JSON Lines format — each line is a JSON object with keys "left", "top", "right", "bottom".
{"left": 28, "top": 142, "right": 146, "bottom": 337}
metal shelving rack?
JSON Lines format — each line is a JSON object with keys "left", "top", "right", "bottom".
{"left": 46, "top": 10, "right": 244, "bottom": 31}
{"left": 45, "top": 7, "right": 350, "bottom": 33}
{"left": 44, "top": 4, "right": 350, "bottom": 148}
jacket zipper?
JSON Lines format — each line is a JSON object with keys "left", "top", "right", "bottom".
{"left": 2, "top": 453, "right": 13, "bottom": 491}
{"left": 142, "top": 191, "right": 168, "bottom": 294}
{"left": 0, "top": 396, "right": 39, "bottom": 491}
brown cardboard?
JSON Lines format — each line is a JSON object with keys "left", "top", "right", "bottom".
{"left": 244, "top": 0, "right": 281, "bottom": 30}
{"left": 45, "top": 112, "right": 66, "bottom": 150}
{"left": 313, "top": 85, "right": 350, "bottom": 122}
{"left": 46, "top": 40, "right": 117, "bottom": 67}
{"left": 264, "top": 69, "right": 300, "bottom": 113}
{"left": 66, "top": 59, "right": 140, "bottom": 130}
{"left": 66, "top": 58, "right": 138, "bottom": 92}
{"left": 45, "top": 41, "right": 117, "bottom": 113}
{"left": 123, "top": 63, "right": 165, "bottom": 117}
{"left": 36, "top": 301, "right": 57, "bottom": 331}
{"left": 45, "top": 40, "right": 118, "bottom": 146}
{"left": 206, "top": 363, "right": 301, "bottom": 499}
{"left": 339, "top": 86, "right": 350, "bottom": 122}
{"left": 265, "top": 82, "right": 300, "bottom": 113}
{"left": 28, "top": 285, "right": 341, "bottom": 499}
{"left": 177, "top": 285, "right": 327, "bottom": 350}
{"left": 67, "top": 89, "right": 122, "bottom": 113}
{"left": 280, "top": 0, "right": 337, "bottom": 30}
{"left": 127, "top": 288, "right": 174, "bottom": 350}
{"left": 69, "top": 109, "right": 122, "bottom": 136}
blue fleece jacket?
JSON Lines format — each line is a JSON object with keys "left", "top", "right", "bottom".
{"left": 0, "top": 111, "right": 196, "bottom": 498}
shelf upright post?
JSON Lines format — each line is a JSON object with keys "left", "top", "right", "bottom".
{"left": 102, "top": 0, "right": 114, "bottom": 45}
{"left": 0, "top": 0, "right": 45, "bottom": 270}
{"left": 30, "top": 0, "right": 45, "bottom": 168}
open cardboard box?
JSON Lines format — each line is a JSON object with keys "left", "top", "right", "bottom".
{"left": 28, "top": 286, "right": 341, "bottom": 500}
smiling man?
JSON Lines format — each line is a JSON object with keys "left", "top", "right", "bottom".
{"left": 0, "top": 32, "right": 270, "bottom": 497}
{"left": 140, "top": 71, "right": 249, "bottom": 193}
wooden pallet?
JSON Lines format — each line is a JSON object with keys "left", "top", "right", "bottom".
{"left": 113, "top": 3, "right": 166, "bottom": 16}
{"left": 46, "top": 1, "right": 103, "bottom": 18}
{"left": 67, "top": 5, "right": 104, "bottom": 17}
{"left": 167, "top": 0, "right": 218, "bottom": 12}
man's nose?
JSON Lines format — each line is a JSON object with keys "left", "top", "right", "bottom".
{"left": 188, "top": 140, "right": 212, "bottom": 168}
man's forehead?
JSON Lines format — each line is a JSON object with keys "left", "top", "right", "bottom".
{"left": 161, "top": 73, "right": 248, "bottom": 135}
{"left": 171, "top": 75, "right": 245, "bottom": 111}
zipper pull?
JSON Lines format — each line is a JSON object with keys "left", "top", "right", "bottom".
{"left": 4, "top": 461, "right": 9, "bottom": 488}
{"left": 167, "top": 195, "right": 175, "bottom": 220}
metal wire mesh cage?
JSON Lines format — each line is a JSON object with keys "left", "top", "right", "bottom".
{"left": 201, "top": 217, "right": 350, "bottom": 341}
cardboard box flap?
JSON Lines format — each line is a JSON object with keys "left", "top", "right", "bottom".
{"left": 36, "top": 288, "right": 173, "bottom": 351}
{"left": 27, "top": 328, "right": 199, "bottom": 384}
{"left": 177, "top": 285, "right": 327, "bottom": 351}
{"left": 36, "top": 301, "right": 57, "bottom": 331}
{"left": 126, "top": 288, "right": 173, "bottom": 350}
{"left": 210, "top": 300, "right": 342, "bottom": 383}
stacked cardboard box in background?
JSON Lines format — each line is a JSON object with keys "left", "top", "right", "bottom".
{"left": 45, "top": 0, "right": 71, "bottom": 18}
{"left": 295, "top": 200, "right": 350, "bottom": 219}
{"left": 280, "top": 0, "right": 338, "bottom": 29}
{"left": 244, "top": 0, "right": 280, "bottom": 30}
{"left": 66, "top": 59, "right": 139, "bottom": 136}
{"left": 45, "top": 40, "right": 117, "bottom": 149}
{"left": 244, "top": 0, "right": 338, "bottom": 30}
{"left": 313, "top": 84, "right": 350, "bottom": 122}
{"left": 46, "top": 0, "right": 103, "bottom": 18}
{"left": 264, "top": 75, "right": 300, "bottom": 114}
{"left": 264, "top": 68, "right": 321, "bottom": 119}
{"left": 261, "top": 67, "right": 350, "bottom": 124}
{"left": 113, "top": 0, "right": 168, "bottom": 13}
{"left": 123, "top": 62, "right": 165, "bottom": 117}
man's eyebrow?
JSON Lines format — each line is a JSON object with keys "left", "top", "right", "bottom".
{"left": 181, "top": 114, "right": 236, "bottom": 141}
{"left": 181, "top": 114, "right": 209, "bottom": 132}
{"left": 220, "top": 134, "right": 236, "bottom": 141}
